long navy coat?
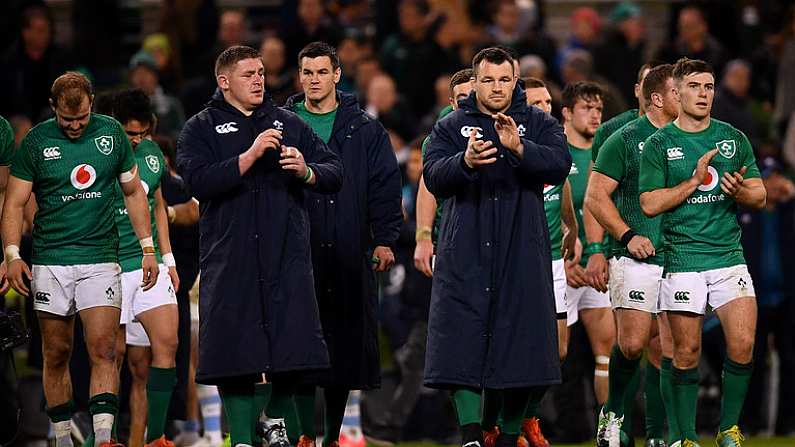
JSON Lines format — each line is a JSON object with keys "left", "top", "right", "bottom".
{"left": 176, "top": 91, "right": 343, "bottom": 384}
{"left": 423, "top": 86, "right": 570, "bottom": 389}
{"left": 285, "top": 92, "right": 403, "bottom": 389}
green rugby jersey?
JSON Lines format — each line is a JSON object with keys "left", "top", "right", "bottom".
{"left": 639, "top": 118, "right": 760, "bottom": 273}
{"left": 294, "top": 101, "right": 337, "bottom": 143}
{"left": 114, "top": 139, "right": 165, "bottom": 272}
{"left": 592, "top": 109, "right": 639, "bottom": 162}
{"left": 0, "top": 116, "right": 16, "bottom": 165}
{"left": 568, "top": 143, "right": 599, "bottom": 266}
{"left": 422, "top": 105, "right": 454, "bottom": 244}
{"left": 543, "top": 182, "right": 564, "bottom": 260}
{"left": 11, "top": 114, "right": 136, "bottom": 265}
{"left": 592, "top": 115, "right": 663, "bottom": 265}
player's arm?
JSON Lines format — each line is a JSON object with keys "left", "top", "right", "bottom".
{"left": 120, "top": 166, "right": 158, "bottom": 290}
{"left": 1, "top": 176, "right": 33, "bottom": 295}
{"left": 154, "top": 187, "right": 179, "bottom": 292}
{"left": 725, "top": 174, "right": 766, "bottom": 209}
{"left": 167, "top": 198, "right": 199, "bottom": 226}
{"left": 639, "top": 149, "right": 718, "bottom": 217}
{"left": 582, "top": 192, "right": 608, "bottom": 292}
{"left": 414, "top": 174, "right": 436, "bottom": 277}
{"left": 560, "top": 180, "right": 578, "bottom": 262}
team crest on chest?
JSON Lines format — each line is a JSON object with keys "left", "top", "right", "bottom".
{"left": 517, "top": 124, "right": 526, "bottom": 137}
{"left": 94, "top": 135, "right": 114, "bottom": 155}
{"left": 145, "top": 155, "right": 161, "bottom": 173}
{"left": 716, "top": 140, "right": 736, "bottom": 159}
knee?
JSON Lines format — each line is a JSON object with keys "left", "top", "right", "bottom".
{"left": 619, "top": 336, "right": 646, "bottom": 360}
{"left": 129, "top": 359, "right": 150, "bottom": 383}
{"left": 728, "top": 333, "right": 755, "bottom": 364}
{"left": 674, "top": 341, "right": 700, "bottom": 368}
{"left": 43, "top": 339, "right": 72, "bottom": 370}
{"left": 87, "top": 335, "right": 117, "bottom": 365}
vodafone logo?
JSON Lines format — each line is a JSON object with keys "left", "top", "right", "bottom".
{"left": 696, "top": 166, "right": 719, "bottom": 192}
{"left": 543, "top": 184, "right": 555, "bottom": 193}
{"left": 70, "top": 164, "right": 97, "bottom": 190}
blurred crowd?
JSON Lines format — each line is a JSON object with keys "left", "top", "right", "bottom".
{"left": 2, "top": 0, "right": 795, "bottom": 443}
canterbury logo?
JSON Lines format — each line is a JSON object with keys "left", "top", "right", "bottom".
{"left": 35, "top": 291, "right": 51, "bottom": 303}
{"left": 628, "top": 290, "right": 645, "bottom": 301}
{"left": 460, "top": 126, "right": 483, "bottom": 138}
{"left": 673, "top": 291, "right": 690, "bottom": 302}
{"left": 215, "top": 122, "right": 238, "bottom": 134}
{"left": 43, "top": 147, "right": 61, "bottom": 160}
{"left": 667, "top": 147, "right": 684, "bottom": 160}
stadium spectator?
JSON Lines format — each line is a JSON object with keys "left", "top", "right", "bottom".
{"left": 0, "top": 5, "right": 70, "bottom": 122}
{"left": 354, "top": 55, "right": 382, "bottom": 101}
{"left": 594, "top": 2, "right": 647, "bottom": 105}
{"left": 712, "top": 59, "right": 761, "bottom": 148}
{"left": 129, "top": 50, "right": 186, "bottom": 141}
{"left": 142, "top": 33, "right": 182, "bottom": 94}
{"left": 774, "top": 7, "right": 795, "bottom": 135}
{"left": 280, "top": 0, "right": 343, "bottom": 67}
{"left": 336, "top": 34, "right": 365, "bottom": 93}
{"left": 260, "top": 35, "right": 296, "bottom": 106}
{"left": 557, "top": 7, "right": 602, "bottom": 76}
{"left": 655, "top": 5, "right": 728, "bottom": 76}
{"left": 379, "top": 0, "right": 456, "bottom": 117}
{"left": 365, "top": 73, "right": 416, "bottom": 142}
{"left": 559, "top": 49, "right": 627, "bottom": 120}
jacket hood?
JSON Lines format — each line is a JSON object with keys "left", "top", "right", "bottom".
{"left": 207, "top": 88, "right": 276, "bottom": 117}
{"left": 284, "top": 91, "right": 362, "bottom": 117}
{"left": 460, "top": 83, "right": 528, "bottom": 116}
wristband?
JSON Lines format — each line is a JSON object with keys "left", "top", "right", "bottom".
{"left": 163, "top": 252, "right": 176, "bottom": 268}
{"left": 167, "top": 206, "right": 176, "bottom": 223}
{"left": 302, "top": 166, "right": 314, "bottom": 183}
{"left": 4, "top": 245, "right": 21, "bottom": 265}
{"left": 415, "top": 227, "right": 432, "bottom": 242}
{"left": 583, "top": 242, "right": 604, "bottom": 256}
{"left": 620, "top": 229, "right": 638, "bottom": 247}
{"left": 139, "top": 236, "right": 154, "bottom": 250}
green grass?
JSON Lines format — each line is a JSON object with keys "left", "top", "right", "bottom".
{"left": 390, "top": 438, "right": 795, "bottom": 447}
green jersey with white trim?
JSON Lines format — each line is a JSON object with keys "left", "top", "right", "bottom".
{"left": 11, "top": 114, "right": 136, "bottom": 265}
{"left": 592, "top": 109, "right": 639, "bottom": 162}
{"left": 543, "top": 182, "right": 564, "bottom": 260}
{"left": 115, "top": 139, "right": 166, "bottom": 272}
{"left": 0, "top": 116, "right": 15, "bottom": 165}
{"left": 592, "top": 115, "right": 663, "bottom": 265}
{"left": 639, "top": 118, "right": 760, "bottom": 273}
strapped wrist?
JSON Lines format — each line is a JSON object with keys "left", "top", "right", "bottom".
{"left": 4, "top": 245, "right": 21, "bottom": 265}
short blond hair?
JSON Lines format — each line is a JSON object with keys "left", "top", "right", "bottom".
{"left": 51, "top": 71, "right": 93, "bottom": 110}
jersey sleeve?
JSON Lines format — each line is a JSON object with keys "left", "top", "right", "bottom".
{"left": 10, "top": 132, "right": 36, "bottom": 181}
{"left": 0, "top": 117, "right": 15, "bottom": 166}
{"left": 592, "top": 130, "right": 625, "bottom": 182}
{"left": 116, "top": 124, "right": 136, "bottom": 174}
{"left": 638, "top": 133, "right": 667, "bottom": 193}
{"left": 591, "top": 127, "right": 606, "bottom": 162}
{"left": 737, "top": 132, "right": 761, "bottom": 179}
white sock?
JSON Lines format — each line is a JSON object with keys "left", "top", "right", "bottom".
{"left": 92, "top": 413, "right": 114, "bottom": 446}
{"left": 53, "top": 420, "right": 74, "bottom": 447}
{"left": 197, "top": 384, "right": 222, "bottom": 442}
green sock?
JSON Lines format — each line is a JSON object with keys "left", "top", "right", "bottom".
{"left": 88, "top": 393, "right": 119, "bottom": 445}
{"left": 294, "top": 386, "right": 316, "bottom": 441}
{"left": 644, "top": 363, "right": 665, "bottom": 439}
{"left": 523, "top": 386, "right": 548, "bottom": 419}
{"left": 622, "top": 364, "right": 641, "bottom": 436}
{"left": 719, "top": 358, "right": 753, "bottom": 432}
{"left": 218, "top": 382, "right": 255, "bottom": 446}
{"left": 481, "top": 389, "right": 503, "bottom": 429}
{"left": 660, "top": 358, "right": 680, "bottom": 444}
{"left": 323, "top": 387, "right": 349, "bottom": 446}
{"left": 605, "top": 345, "right": 641, "bottom": 418}
{"left": 498, "top": 388, "right": 530, "bottom": 435}
{"left": 146, "top": 367, "right": 177, "bottom": 442}
{"left": 253, "top": 383, "right": 272, "bottom": 444}
{"left": 268, "top": 382, "right": 299, "bottom": 443}
{"left": 82, "top": 433, "right": 94, "bottom": 447}
{"left": 452, "top": 387, "right": 482, "bottom": 426}
{"left": 672, "top": 366, "right": 699, "bottom": 441}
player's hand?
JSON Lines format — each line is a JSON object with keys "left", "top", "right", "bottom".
{"left": 0, "top": 261, "right": 10, "bottom": 295}
{"left": 279, "top": 145, "right": 309, "bottom": 179}
{"left": 413, "top": 239, "right": 434, "bottom": 277}
{"left": 464, "top": 129, "right": 498, "bottom": 169}
{"left": 721, "top": 166, "right": 747, "bottom": 197}
{"left": 564, "top": 260, "right": 588, "bottom": 288}
{"left": 372, "top": 246, "right": 395, "bottom": 272}
{"left": 585, "top": 252, "right": 609, "bottom": 293}
{"left": 246, "top": 129, "right": 282, "bottom": 160}
{"left": 493, "top": 113, "right": 523, "bottom": 158}
{"left": 141, "top": 256, "right": 159, "bottom": 291}
{"left": 168, "top": 266, "right": 180, "bottom": 293}
{"left": 627, "top": 235, "right": 655, "bottom": 260}
{"left": 562, "top": 229, "right": 578, "bottom": 262}
{"left": 691, "top": 149, "right": 719, "bottom": 186}
{"left": 6, "top": 259, "right": 31, "bottom": 296}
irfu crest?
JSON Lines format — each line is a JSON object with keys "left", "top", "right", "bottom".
{"left": 716, "top": 139, "right": 736, "bottom": 159}
{"left": 145, "top": 155, "right": 160, "bottom": 173}
{"left": 95, "top": 136, "right": 114, "bottom": 155}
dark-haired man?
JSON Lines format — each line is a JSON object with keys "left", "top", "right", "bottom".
{"left": 109, "top": 89, "right": 180, "bottom": 447}
{"left": 423, "top": 47, "right": 570, "bottom": 447}
{"left": 588, "top": 64, "right": 678, "bottom": 447}
{"left": 275, "top": 41, "right": 402, "bottom": 447}
{"left": 639, "top": 58, "right": 766, "bottom": 447}
{"left": 2, "top": 71, "right": 157, "bottom": 447}
{"left": 176, "top": 46, "right": 343, "bottom": 447}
